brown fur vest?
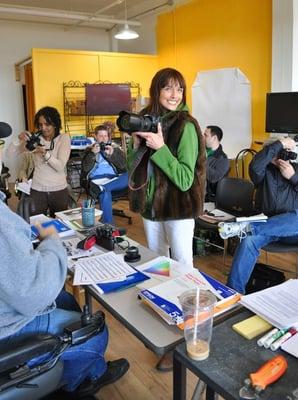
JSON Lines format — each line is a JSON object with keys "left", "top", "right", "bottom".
{"left": 129, "top": 111, "right": 206, "bottom": 220}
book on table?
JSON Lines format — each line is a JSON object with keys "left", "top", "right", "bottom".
{"left": 55, "top": 207, "right": 103, "bottom": 230}
{"left": 138, "top": 269, "right": 241, "bottom": 327}
{"left": 30, "top": 215, "right": 75, "bottom": 241}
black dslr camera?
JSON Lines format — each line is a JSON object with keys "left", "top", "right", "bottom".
{"left": 98, "top": 141, "right": 112, "bottom": 152}
{"left": 96, "top": 224, "right": 115, "bottom": 251}
{"left": 278, "top": 149, "right": 297, "bottom": 161}
{"left": 26, "top": 131, "right": 43, "bottom": 151}
{"left": 116, "top": 111, "right": 159, "bottom": 135}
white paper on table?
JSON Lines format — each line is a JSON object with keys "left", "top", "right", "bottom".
{"left": 192, "top": 67, "right": 252, "bottom": 158}
{"left": 73, "top": 266, "right": 95, "bottom": 285}
{"left": 29, "top": 214, "right": 51, "bottom": 224}
{"left": 72, "top": 251, "right": 136, "bottom": 284}
{"left": 62, "top": 237, "right": 103, "bottom": 259}
{"left": 240, "top": 279, "right": 298, "bottom": 329}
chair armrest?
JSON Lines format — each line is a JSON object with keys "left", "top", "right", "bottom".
{"left": 0, "top": 334, "right": 61, "bottom": 373}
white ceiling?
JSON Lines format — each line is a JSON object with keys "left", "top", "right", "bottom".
{"left": 0, "top": 0, "right": 181, "bottom": 30}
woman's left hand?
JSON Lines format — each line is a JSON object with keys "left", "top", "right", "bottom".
{"left": 136, "top": 123, "right": 164, "bottom": 150}
{"left": 33, "top": 145, "right": 47, "bottom": 156}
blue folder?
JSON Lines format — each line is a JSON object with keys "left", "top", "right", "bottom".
{"left": 95, "top": 270, "right": 150, "bottom": 294}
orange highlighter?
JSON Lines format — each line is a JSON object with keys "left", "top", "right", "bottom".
{"left": 239, "top": 355, "right": 288, "bottom": 399}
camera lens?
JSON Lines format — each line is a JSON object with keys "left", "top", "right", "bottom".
{"left": 117, "top": 111, "right": 159, "bottom": 134}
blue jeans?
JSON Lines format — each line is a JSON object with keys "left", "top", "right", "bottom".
{"left": 97, "top": 173, "right": 128, "bottom": 224}
{"left": 227, "top": 211, "right": 298, "bottom": 293}
{"left": 0, "top": 304, "right": 108, "bottom": 392}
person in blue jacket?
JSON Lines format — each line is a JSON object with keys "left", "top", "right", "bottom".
{"left": 0, "top": 122, "right": 129, "bottom": 397}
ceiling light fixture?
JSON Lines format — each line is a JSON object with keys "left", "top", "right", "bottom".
{"left": 114, "top": 0, "right": 139, "bottom": 40}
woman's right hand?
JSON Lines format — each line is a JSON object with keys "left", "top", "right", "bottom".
{"left": 18, "top": 131, "right": 31, "bottom": 142}
{"left": 34, "top": 223, "right": 59, "bottom": 241}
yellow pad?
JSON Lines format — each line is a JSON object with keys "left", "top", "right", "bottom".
{"left": 232, "top": 315, "right": 272, "bottom": 340}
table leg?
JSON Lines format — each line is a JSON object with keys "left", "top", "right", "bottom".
{"left": 85, "top": 289, "right": 93, "bottom": 313}
{"left": 173, "top": 351, "right": 186, "bottom": 400}
{"left": 206, "top": 385, "right": 216, "bottom": 400}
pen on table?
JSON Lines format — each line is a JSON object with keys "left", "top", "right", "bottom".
{"left": 257, "top": 328, "right": 279, "bottom": 347}
{"left": 270, "top": 328, "right": 297, "bottom": 351}
{"left": 263, "top": 328, "right": 289, "bottom": 348}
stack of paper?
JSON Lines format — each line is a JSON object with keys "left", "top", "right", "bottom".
{"left": 72, "top": 252, "right": 149, "bottom": 293}
{"left": 240, "top": 279, "right": 298, "bottom": 329}
{"left": 236, "top": 213, "right": 268, "bottom": 223}
{"left": 138, "top": 270, "right": 240, "bottom": 326}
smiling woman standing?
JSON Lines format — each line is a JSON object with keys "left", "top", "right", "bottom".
{"left": 128, "top": 68, "right": 206, "bottom": 270}
{"left": 18, "top": 106, "right": 71, "bottom": 217}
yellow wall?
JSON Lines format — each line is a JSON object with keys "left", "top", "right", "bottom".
{"left": 32, "top": 48, "right": 158, "bottom": 132}
{"left": 156, "top": 0, "right": 272, "bottom": 143}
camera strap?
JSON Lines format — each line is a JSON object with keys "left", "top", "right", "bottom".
{"left": 129, "top": 146, "right": 151, "bottom": 191}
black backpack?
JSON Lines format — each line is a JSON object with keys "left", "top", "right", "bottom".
{"left": 245, "top": 263, "right": 286, "bottom": 294}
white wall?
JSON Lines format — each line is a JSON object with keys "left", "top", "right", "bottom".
{"left": 116, "top": 14, "right": 157, "bottom": 55}
{"left": 0, "top": 18, "right": 156, "bottom": 177}
{"left": 271, "top": 0, "right": 293, "bottom": 92}
{"left": 292, "top": 0, "right": 298, "bottom": 90}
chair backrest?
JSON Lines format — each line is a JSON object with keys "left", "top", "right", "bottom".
{"left": 235, "top": 148, "right": 257, "bottom": 179}
{"left": 215, "top": 177, "right": 255, "bottom": 216}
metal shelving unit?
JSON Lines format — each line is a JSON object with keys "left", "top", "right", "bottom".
{"left": 63, "top": 80, "right": 141, "bottom": 140}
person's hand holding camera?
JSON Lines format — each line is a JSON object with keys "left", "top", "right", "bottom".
{"left": 18, "top": 131, "right": 31, "bottom": 143}
{"left": 33, "top": 145, "right": 46, "bottom": 156}
{"left": 276, "top": 159, "right": 295, "bottom": 180}
{"left": 136, "top": 123, "right": 165, "bottom": 150}
{"left": 280, "top": 137, "right": 296, "bottom": 151}
{"left": 91, "top": 143, "right": 100, "bottom": 154}
{"left": 104, "top": 144, "right": 114, "bottom": 156}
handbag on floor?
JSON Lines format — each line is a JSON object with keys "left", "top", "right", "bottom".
{"left": 245, "top": 263, "right": 286, "bottom": 294}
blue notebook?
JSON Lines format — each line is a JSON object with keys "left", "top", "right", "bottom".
{"left": 94, "top": 270, "right": 150, "bottom": 294}
{"left": 31, "top": 219, "right": 75, "bottom": 241}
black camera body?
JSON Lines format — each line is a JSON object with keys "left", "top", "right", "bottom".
{"left": 278, "top": 149, "right": 297, "bottom": 161}
{"left": 96, "top": 224, "right": 115, "bottom": 251}
{"left": 117, "top": 111, "right": 159, "bottom": 135}
{"left": 98, "top": 141, "right": 112, "bottom": 152}
{"left": 25, "top": 131, "right": 43, "bottom": 151}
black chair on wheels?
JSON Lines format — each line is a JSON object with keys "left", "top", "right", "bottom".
{"left": 0, "top": 306, "right": 105, "bottom": 400}
{"left": 195, "top": 177, "right": 255, "bottom": 264}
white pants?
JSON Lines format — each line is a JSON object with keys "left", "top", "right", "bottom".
{"left": 142, "top": 217, "right": 195, "bottom": 270}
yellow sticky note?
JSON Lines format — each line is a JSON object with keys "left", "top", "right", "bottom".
{"left": 232, "top": 315, "right": 272, "bottom": 340}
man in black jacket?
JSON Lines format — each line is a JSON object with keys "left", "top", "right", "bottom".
{"left": 204, "top": 125, "right": 230, "bottom": 202}
{"left": 80, "top": 124, "right": 128, "bottom": 224}
{"left": 219, "top": 137, "right": 298, "bottom": 293}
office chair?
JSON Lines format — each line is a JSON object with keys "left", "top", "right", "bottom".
{"left": 0, "top": 307, "right": 105, "bottom": 400}
{"left": 195, "top": 177, "right": 255, "bottom": 264}
{"left": 262, "top": 242, "right": 298, "bottom": 279}
{"left": 0, "top": 164, "right": 11, "bottom": 203}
